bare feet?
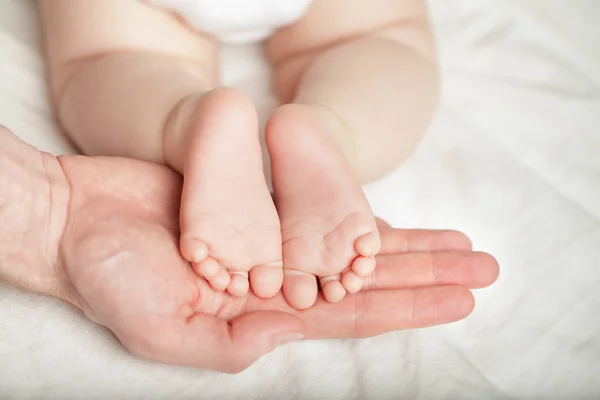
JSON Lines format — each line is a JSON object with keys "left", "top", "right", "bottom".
{"left": 177, "top": 88, "right": 283, "bottom": 298}
{"left": 0, "top": 126, "right": 497, "bottom": 372}
{"left": 54, "top": 149, "right": 491, "bottom": 371}
{"left": 266, "top": 104, "right": 380, "bottom": 309}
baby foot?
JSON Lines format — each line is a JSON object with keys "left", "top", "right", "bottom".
{"left": 178, "top": 88, "right": 283, "bottom": 298}
{"left": 266, "top": 104, "right": 380, "bottom": 309}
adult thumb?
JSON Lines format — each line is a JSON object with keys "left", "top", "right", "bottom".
{"left": 182, "top": 311, "right": 305, "bottom": 373}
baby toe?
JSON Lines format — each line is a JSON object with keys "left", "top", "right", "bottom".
{"left": 351, "top": 256, "right": 376, "bottom": 278}
{"left": 227, "top": 272, "right": 250, "bottom": 296}
{"left": 180, "top": 236, "right": 209, "bottom": 264}
{"left": 193, "top": 257, "right": 221, "bottom": 279}
{"left": 341, "top": 270, "right": 363, "bottom": 294}
{"left": 355, "top": 231, "right": 381, "bottom": 257}
{"left": 320, "top": 275, "right": 346, "bottom": 303}
{"left": 209, "top": 268, "right": 231, "bottom": 291}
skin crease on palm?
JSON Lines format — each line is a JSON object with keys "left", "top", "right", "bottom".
{"left": 0, "top": 127, "right": 499, "bottom": 373}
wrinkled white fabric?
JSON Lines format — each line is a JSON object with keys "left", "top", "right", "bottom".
{"left": 1, "top": 0, "right": 599, "bottom": 398}
{"left": 147, "top": 0, "right": 311, "bottom": 43}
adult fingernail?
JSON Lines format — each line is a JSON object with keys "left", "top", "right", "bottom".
{"left": 274, "top": 332, "right": 304, "bottom": 348}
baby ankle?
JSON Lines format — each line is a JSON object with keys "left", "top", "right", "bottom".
{"left": 162, "top": 94, "right": 204, "bottom": 173}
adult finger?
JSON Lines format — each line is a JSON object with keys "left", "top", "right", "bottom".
{"left": 300, "top": 285, "right": 474, "bottom": 339}
{"left": 379, "top": 228, "right": 473, "bottom": 255}
{"left": 365, "top": 251, "right": 499, "bottom": 290}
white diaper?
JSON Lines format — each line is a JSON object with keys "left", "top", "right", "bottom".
{"left": 147, "top": 0, "right": 312, "bottom": 43}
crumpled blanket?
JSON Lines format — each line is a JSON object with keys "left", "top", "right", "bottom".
{"left": 1, "top": 0, "right": 599, "bottom": 398}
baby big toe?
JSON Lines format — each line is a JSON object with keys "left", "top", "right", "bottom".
{"left": 283, "top": 270, "right": 318, "bottom": 310}
{"left": 250, "top": 262, "right": 284, "bottom": 299}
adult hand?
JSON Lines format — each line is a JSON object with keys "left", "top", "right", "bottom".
{"left": 56, "top": 153, "right": 498, "bottom": 373}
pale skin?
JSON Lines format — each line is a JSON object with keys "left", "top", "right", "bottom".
{"left": 38, "top": 0, "right": 439, "bottom": 309}
{"left": 0, "top": 126, "right": 499, "bottom": 372}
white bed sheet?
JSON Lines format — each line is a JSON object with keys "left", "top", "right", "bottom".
{"left": 1, "top": 0, "right": 599, "bottom": 398}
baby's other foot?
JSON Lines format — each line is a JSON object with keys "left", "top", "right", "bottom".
{"left": 266, "top": 104, "right": 380, "bottom": 309}
{"left": 178, "top": 88, "right": 283, "bottom": 298}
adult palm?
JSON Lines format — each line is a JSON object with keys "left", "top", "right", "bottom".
{"left": 58, "top": 154, "right": 498, "bottom": 373}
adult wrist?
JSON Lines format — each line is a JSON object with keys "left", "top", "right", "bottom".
{"left": 0, "top": 129, "right": 72, "bottom": 304}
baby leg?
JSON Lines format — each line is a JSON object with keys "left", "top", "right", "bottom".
{"left": 39, "top": 0, "right": 283, "bottom": 297}
{"left": 265, "top": 0, "right": 439, "bottom": 308}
